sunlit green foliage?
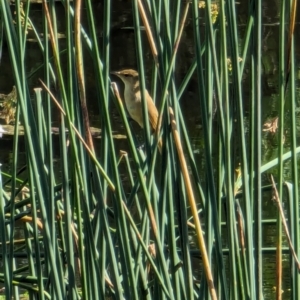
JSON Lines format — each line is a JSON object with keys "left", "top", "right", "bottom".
{"left": 0, "top": 0, "right": 299, "bottom": 299}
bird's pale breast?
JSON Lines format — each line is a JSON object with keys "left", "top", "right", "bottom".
{"left": 124, "top": 86, "right": 145, "bottom": 128}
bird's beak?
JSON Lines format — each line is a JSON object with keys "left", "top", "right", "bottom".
{"left": 110, "top": 71, "right": 119, "bottom": 76}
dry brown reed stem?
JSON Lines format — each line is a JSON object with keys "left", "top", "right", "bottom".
{"left": 137, "top": 0, "right": 158, "bottom": 68}
{"left": 42, "top": 0, "right": 94, "bottom": 152}
{"left": 155, "top": 2, "right": 190, "bottom": 143}
{"left": 74, "top": 0, "right": 94, "bottom": 151}
{"left": 236, "top": 205, "right": 245, "bottom": 254}
{"left": 39, "top": 79, "right": 115, "bottom": 191}
{"left": 42, "top": 0, "right": 60, "bottom": 72}
{"left": 169, "top": 107, "right": 218, "bottom": 300}
{"left": 270, "top": 175, "right": 300, "bottom": 271}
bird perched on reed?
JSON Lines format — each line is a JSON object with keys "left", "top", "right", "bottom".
{"left": 111, "top": 69, "right": 162, "bottom": 152}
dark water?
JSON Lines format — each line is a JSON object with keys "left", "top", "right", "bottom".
{"left": 0, "top": 1, "right": 299, "bottom": 299}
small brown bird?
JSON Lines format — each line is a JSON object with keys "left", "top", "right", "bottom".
{"left": 111, "top": 69, "right": 162, "bottom": 152}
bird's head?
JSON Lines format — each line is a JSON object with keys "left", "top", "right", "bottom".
{"left": 111, "top": 69, "right": 139, "bottom": 86}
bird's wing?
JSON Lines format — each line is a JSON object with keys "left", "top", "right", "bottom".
{"left": 147, "top": 99, "right": 159, "bottom": 133}
{"left": 148, "top": 99, "right": 162, "bottom": 153}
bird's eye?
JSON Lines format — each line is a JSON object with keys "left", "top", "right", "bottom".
{"left": 124, "top": 74, "right": 129, "bottom": 77}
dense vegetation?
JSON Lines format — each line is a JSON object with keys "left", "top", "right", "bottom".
{"left": 0, "top": 0, "right": 299, "bottom": 299}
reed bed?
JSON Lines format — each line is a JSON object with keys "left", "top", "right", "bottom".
{"left": 0, "top": 0, "right": 299, "bottom": 299}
